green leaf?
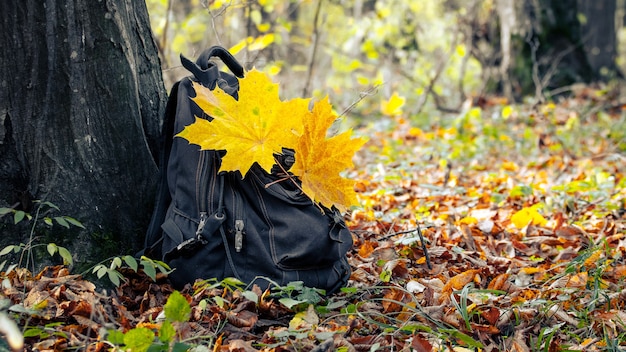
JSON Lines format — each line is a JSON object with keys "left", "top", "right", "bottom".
{"left": 146, "top": 344, "right": 168, "bottom": 352}
{"left": 0, "top": 208, "right": 13, "bottom": 215}
{"left": 124, "top": 327, "right": 155, "bottom": 352}
{"left": 379, "top": 269, "right": 392, "bottom": 283}
{"left": 340, "top": 287, "right": 358, "bottom": 294}
{"left": 171, "top": 343, "right": 192, "bottom": 352}
{"left": 142, "top": 262, "right": 157, "bottom": 281}
{"left": 110, "top": 257, "right": 122, "bottom": 270}
{"left": 54, "top": 216, "right": 70, "bottom": 229}
{"left": 96, "top": 266, "right": 107, "bottom": 279}
{"left": 44, "top": 217, "right": 53, "bottom": 226}
{"left": 63, "top": 216, "right": 85, "bottom": 228}
{"left": 108, "top": 270, "right": 122, "bottom": 287}
{"left": 23, "top": 327, "right": 47, "bottom": 338}
{"left": 41, "top": 201, "right": 60, "bottom": 211}
{"left": 124, "top": 255, "right": 138, "bottom": 272}
{"left": 107, "top": 329, "right": 125, "bottom": 345}
{"left": 198, "top": 299, "right": 208, "bottom": 311}
{"left": 155, "top": 260, "right": 171, "bottom": 273}
{"left": 47, "top": 243, "right": 58, "bottom": 257}
{"left": 14, "top": 211, "right": 26, "bottom": 224}
{"left": 279, "top": 297, "right": 307, "bottom": 309}
{"left": 440, "top": 328, "right": 484, "bottom": 348}
{"left": 241, "top": 290, "right": 259, "bottom": 303}
{"left": 212, "top": 296, "right": 227, "bottom": 308}
{"left": 164, "top": 291, "right": 191, "bottom": 323}
{"left": 324, "top": 299, "right": 348, "bottom": 310}
{"left": 221, "top": 277, "right": 245, "bottom": 288}
{"left": 158, "top": 320, "right": 175, "bottom": 343}
{"left": 297, "top": 286, "right": 324, "bottom": 305}
{"left": 58, "top": 247, "right": 73, "bottom": 266}
{"left": 141, "top": 256, "right": 171, "bottom": 272}
{"left": 0, "top": 245, "right": 18, "bottom": 256}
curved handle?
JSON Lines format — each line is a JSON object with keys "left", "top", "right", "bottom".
{"left": 180, "top": 46, "right": 244, "bottom": 94}
{"left": 196, "top": 46, "right": 244, "bottom": 78}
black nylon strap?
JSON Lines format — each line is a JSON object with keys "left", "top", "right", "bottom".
{"left": 180, "top": 46, "right": 244, "bottom": 97}
{"left": 195, "top": 46, "right": 244, "bottom": 77}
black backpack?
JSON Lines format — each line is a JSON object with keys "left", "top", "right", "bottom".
{"left": 143, "top": 46, "right": 353, "bottom": 293}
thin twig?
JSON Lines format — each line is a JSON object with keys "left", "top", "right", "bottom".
{"left": 416, "top": 224, "right": 432, "bottom": 269}
{"left": 527, "top": 29, "right": 580, "bottom": 103}
{"left": 160, "top": 0, "right": 173, "bottom": 55}
{"left": 267, "top": 157, "right": 324, "bottom": 213}
{"left": 380, "top": 226, "right": 432, "bottom": 269}
{"left": 339, "top": 84, "right": 380, "bottom": 118}
{"left": 415, "top": 29, "right": 460, "bottom": 115}
{"left": 302, "top": 0, "right": 324, "bottom": 97}
{"left": 263, "top": 176, "right": 292, "bottom": 188}
{"left": 204, "top": 0, "right": 232, "bottom": 46}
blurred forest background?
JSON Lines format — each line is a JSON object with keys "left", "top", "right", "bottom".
{"left": 146, "top": 0, "right": 626, "bottom": 122}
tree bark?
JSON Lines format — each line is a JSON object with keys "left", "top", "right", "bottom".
{"left": 0, "top": 0, "right": 167, "bottom": 266}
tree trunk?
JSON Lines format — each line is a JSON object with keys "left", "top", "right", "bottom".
{"left": 515, "top": 0, "right": 592, "bottom": 98}
{"left": 487, "top": 0, "right": 620, "bottom": 100}
{"left": 0, "top": 0, "right": 167, "bottom": 267}
{"left": 578, "top": 0, "right": 621, "bottom": 79}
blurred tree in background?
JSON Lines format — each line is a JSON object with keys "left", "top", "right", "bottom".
{"left": 147, "top": 0, "right": 625, "bottom": 120}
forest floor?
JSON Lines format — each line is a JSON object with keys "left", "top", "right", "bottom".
{"left": 1, "top": 86, "right": 626, "bottom": 351}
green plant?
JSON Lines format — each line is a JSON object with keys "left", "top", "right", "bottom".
{"left": 532, "top": 323, "right": 563, "bottom": 352}
{"left": 340, "top": 284, "right": 485, "bottom": 350}
{"left": 107, "top": 290, "right": 193, "bottom": 352}
{"left": 0, "top": 201, "right": 84, "bottom": 230}
{"left": 0, "top": 201, "right": 82, "bottom": 272}
{"left": 1, "top": 200, "right": 171, "bottom": 289}
{"left": 270, "top": 281, "right": 326, "bottom": 312}
{"left": 450, "top": 283, "right": 478, "bottom": 332}
{"left": 88, "top": 255, "right": 172, "bottom": 287}
{"left": 23, "top": 322, "right": 68, "bottom": 341}
{"left": 0, "top": 242, "right": 73, "bottom": 270}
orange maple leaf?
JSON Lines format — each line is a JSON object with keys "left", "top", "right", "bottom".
{"left": 177, "top": 69, "right": 309, "bottom": 176}
{"left": 291, "top": 97, "right": 367, "bottom": 212}
{"left": 440, "top": 269, "right": 480, "bottom": 303}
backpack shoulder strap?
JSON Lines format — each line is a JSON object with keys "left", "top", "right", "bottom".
{"left": 143, "top": 46, "right": 244, "bottom": 258}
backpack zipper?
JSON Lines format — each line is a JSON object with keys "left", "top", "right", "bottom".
{"left": 231, "top": 174, "right": 245, "bottom": 252}
{"left": 234, "top": 219, "right": 244, "bottom": 252}
{"left": 195, "top": 150, "right": 216, "bottom": 237}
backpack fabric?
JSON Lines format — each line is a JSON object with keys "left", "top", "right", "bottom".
{"left": 143, "top": 46, "right": 353, "bottom": 293}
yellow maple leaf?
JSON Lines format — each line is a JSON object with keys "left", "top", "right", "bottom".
{"left": 178, "top": 70, "right": 366, "bottom": 211}
{"left": 511, "top": 206, "right": 548, "bottom": 228}
{"left": 291, "top": 97, "right": 367, "bottom": 212}
{"left": 177, "top": 69, "right": 309, "bottom": 176}
{"left": 381, "top": 92, "right": 405, "bottom": 116}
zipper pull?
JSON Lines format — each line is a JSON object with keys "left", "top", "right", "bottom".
{"left": 196, "top": 212, "right": 208, "bottom": 239}
{"left": 234, "top": 220, "right": 244, "bottom": 252}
